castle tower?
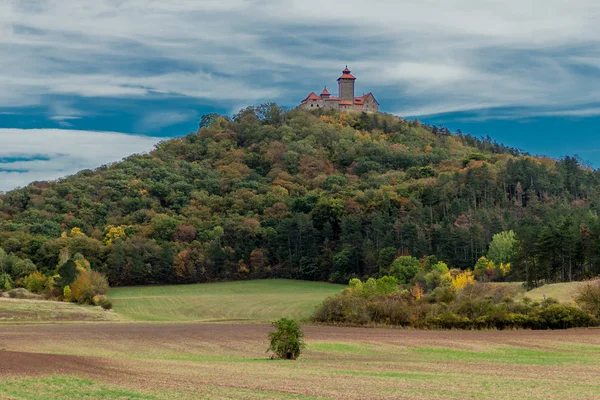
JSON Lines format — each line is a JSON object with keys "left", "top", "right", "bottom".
{"left": 337, "top": 66, "right": 356, "bottom": 104}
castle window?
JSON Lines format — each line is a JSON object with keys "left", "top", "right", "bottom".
{"left": 311, "top": 104, "right": 313, "bottom": 107}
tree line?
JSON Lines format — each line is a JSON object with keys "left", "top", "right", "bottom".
{"left": 1, "top": 105, "right": 599, "bottom": 288}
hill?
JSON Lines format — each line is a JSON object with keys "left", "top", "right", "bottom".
{"left": 1, "top": 104, "right": 599, "bottom": 287}
{"left": 0, "top": 297, "right": 120, "bottom": 324}
{"left": 108, "top": 279, "right": 343, "bottom": 322}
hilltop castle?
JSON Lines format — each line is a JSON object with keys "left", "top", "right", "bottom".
{"left": 299, "top": 67, "right": 379, "bottom": 113}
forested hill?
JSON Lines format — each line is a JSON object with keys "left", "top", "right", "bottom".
{"left": 1, "top": 105, "right": 599, "bottom": 287}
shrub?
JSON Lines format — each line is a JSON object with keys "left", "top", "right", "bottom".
{"left": 101, "top": 300, "right": 113, "bottom": 310}
{"left": 313, "top": 281, "right": 598, "bottom": 330}
{"left": 313, "top": 295, "right": 370, "bottom": 325}
{"left": 92, "top": 295, "right": 108, "bottom": 306}
{"left": 70, "top": 270, "right": 109, "bottom": 305}
{"left": 450, "top": 270, "right": 475, "bottom": 291}
{"left": 375, "top": 276, "right": 398, "bottom": 295}
{"left": 575, "top": 279, "right": 600, "bottom": 317}
{"left": 267, "top": 318, "right": 305, "bottom": 360}
{"left": 0, "top": 273, "right": 13, "bottom": 291}
{"left": 535, "top": 304, "right": 597, "bottom": 330}
{"left": 63, "top": 285, "right": 72, "bottom": 302}
{"left": 24, "top": 272, "right": 46, "bottom": 293}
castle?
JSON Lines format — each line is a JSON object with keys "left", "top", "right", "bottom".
{"left": 299, "top": 67, "right": 379, "bottom": 113}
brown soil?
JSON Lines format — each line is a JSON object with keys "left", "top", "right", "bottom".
{"left": 1, "top": 324, "right": 599, "bottom": 399}
{"left": 0, "top": 350, "right": 111, "bottom": 376}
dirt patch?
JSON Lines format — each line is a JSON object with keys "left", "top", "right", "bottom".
{"left": 0, "top": 350, "right": 113, "bottom": 377}
{"left": 0, "top": 311, "right": 38, "bottom": 320}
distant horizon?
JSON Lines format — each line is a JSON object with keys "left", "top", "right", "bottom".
{"left": 1, "top": 1, "right": 600, "bottom": 189}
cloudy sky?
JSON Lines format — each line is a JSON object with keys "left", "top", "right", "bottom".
{"left": 1, "top": 0, "right": 600, "bottom": 191}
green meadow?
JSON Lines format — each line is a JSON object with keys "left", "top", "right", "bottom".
{"left": 108, "top": 279, "right": 343, "bottom": 322}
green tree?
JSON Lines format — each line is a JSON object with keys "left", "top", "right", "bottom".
{"left": 389, "top": 256, "right": 420, "bottom": 284}
{"left": 267, "top": 318, "right": 306, "bottom": 360}
{"left": 487, "top": 230, "right": 518, "bottom": 265}
{"left": 56, "top": 259, "right": 78, "bottom": 288}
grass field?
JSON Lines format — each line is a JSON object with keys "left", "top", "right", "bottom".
{"left": 108, "top": 279, "right": 343, "bottom": 322}
{"left": 0, "top": 297, "right": 121, "bottom": 324}
{"left": 1, "top": 323, "right": 599, "bottom": 399}
{"left": 2, "top": 279, "right": 599, "bottom": 399}
{"left": 526, "top": 281, "right": 584, "bottom": 303}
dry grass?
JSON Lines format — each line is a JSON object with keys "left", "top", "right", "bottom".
{"left": 0, "top": 297, "right": 121, "bottom": 324}
{"left": 1, "top": 323, "right": 599, "bottom": 399}
{"left": 526, "top": 281, "right": 585, "bottom": 303}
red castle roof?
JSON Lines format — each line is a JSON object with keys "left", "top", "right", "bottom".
{"left": 321, "top": 87, "right": 330, "bottom": 96}
{"left": 338, "top": 66, "right": 356, "bottom": 80}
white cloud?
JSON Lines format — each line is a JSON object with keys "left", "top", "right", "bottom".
{"left": 0, "top": 129, "right": 162, "bottom": 192}
{"left": 137, "top": 110, "right": 197, "bottom": 132}
{"left": 0, "top": 0, "right": 597, "bottom": 117}
{"left": 0, "top": 2, "right": 598, "bottom": 123}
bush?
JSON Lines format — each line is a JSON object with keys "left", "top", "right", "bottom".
{"left": 70, "top": 270, "right": 109, "bottom": 305}
{"left": 313, "top": 295, "right": 370, "bottom": 325}
{"left": 267, "top": 318, "right": 305, "bottom": 360}
{"left": 92, "top": 295, "right": 108, "bottom": 306}
{"left": 24, "top": 272, "right": 46, "bottom": 293}
{"left": 535, "top": 304, "right": 597, "bottom": 330}
{"left": 0, "top": 273, "right": 14, "bottom": 291}
{"left": 575, "top": 279, "right": 600, "bottom": 317}
{"left": 101, "top": 300, "right": 113, "bottom": 310}
{"left": 313, "top": 282, "right": 599, "bottom": 330}
{"left": 63, "top": 285, "right": 72, "bottom": 302}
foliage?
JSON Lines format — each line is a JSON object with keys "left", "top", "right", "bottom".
{"left": 70, "top": 270, "right": 109, "bottom": 305}
{"left": 450, "top": 270, "right": 475, "bottom": 291}
{"left": 0, "top": 273, "right": 13, "bottom": 291}
{"left": 56, "top": 260, "right": 78, "bottom": 288}
{"left": 487, "top": 230, "right": 518, "bottom": 265}
{"left": 63, "top": 285, "right": 72, "bottom": 302}
{"left": 0, "top": 106, "right": 599, "bottom": 287}
{"left": 314, "top": 282, "right": 598, "bottom": 330}
{"left": 92, "top": 294, "right": 107, "bottom": 306}
{"left": 347, "top": 276, "right": 399, "bottom": 298}
{"left": 23, "top": 272, "right": 46, "bottom": 293}
{"left": 389, "top": 256, "right": 420, "bottom": 284}
{"left": 575, "top": 279, "right": 600, "bottom": 317}
{"left": 267, "top": 318, "right": 306, "bottom": 360}
{"left": 101, "top": 300, "right": 113, "bottom": 310}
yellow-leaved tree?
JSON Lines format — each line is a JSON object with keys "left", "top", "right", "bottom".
{"left": 451, "top": 270, "right": 475, "bottom": 291}
{"left": 104, "top": 225, "right": 127, "bottom": 244}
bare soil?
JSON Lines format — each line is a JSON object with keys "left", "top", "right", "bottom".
{"left": 1, "top": 323, "right": 599, "bottom": 399}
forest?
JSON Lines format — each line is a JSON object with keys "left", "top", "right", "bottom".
{"left": 1, "top": 104, "right": 599, "bottom": 288}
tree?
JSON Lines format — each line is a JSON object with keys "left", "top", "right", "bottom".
{"left": 0, "top": 273, "right": 13, "bottom": 291}
{"left": 267, "top": 318, "right": 305, "bottom": 360}
{"left": 199, "top": 113, "right": 220, "bottom": 129}
{"left": 389, "top": 256, "right": 420, "bottom": 284}
{"left": 487, "top": 230, "right": 517, "bottom": 265}
{"left": 70, "top": 269, "right": 109, "bottom": 304}
{"left": 56, "top": 259, "right": 78, "bottom": 288}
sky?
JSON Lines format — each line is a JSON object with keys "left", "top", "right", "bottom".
{"left": 1, "top": 0, "right": 600, "bottom": 192}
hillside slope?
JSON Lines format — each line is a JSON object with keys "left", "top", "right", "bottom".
{"left": 1, "top": 105, "right": 599, "bottom": 286}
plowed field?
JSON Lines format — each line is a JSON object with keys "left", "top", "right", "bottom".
{"left": 1, "top": 323, "right": 599, "bottom": 399}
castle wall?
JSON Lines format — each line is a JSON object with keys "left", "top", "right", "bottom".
{"left": 300, "top": 99, "right": 326, "bottom": 110}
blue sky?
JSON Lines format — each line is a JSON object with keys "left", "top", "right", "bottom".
{"left": 1, "top": 0, "right": 600, "bottom": 191}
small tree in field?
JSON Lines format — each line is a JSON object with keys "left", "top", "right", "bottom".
{"left": 576, "top": 279, "right": 600, "bottom": 317}
{"left": 267, "top": 318, "right": 305, "bottom": 360}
